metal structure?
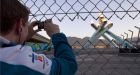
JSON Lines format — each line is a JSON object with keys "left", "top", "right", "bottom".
{"left": 135, "top": 26, "right": 140, "bottom": 40}
{"left": 121, "top": 34, "right": 125, "bottom": 40}
{"left": 128, "top": 29, "right": 133, "bottom": 42}
{"left": 83, "top": 14, "right": 136, "bottom": 49}
{"left": 124, "top": 32, "right": 128, "bottom": 39}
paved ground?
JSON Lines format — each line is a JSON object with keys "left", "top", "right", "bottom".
{"left": 75, "top": 48, "right": 140, "bottom": 75}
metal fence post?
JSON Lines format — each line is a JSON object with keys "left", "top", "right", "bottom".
{"left": 135, "top": 26, "right": 140, "bottom": 46}
{"left": 124, "top": 32, "right": 128, "bottom": 40}
{"left": 121, "top": 34, "right": 125, "bottom": 40}
{"left": 128, "top": 30, "right": 133, "bottom": 42}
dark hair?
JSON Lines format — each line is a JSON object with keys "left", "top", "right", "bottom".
{"left": 0, "top": 0, "right": 30, "bottom": 34}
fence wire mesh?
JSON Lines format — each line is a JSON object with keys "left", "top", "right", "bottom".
{"left": 70, "top": 39, "right": 140, "bottom": 75}
{"left": 20, "top": 0, "right": 140, "bottom": 75}
{"left": 19, "top": 0, "right": 140, "bottom": 21}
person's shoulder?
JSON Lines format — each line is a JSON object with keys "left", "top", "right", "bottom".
{"left": 20, "top": 45, "right": 33, "bottom": 52}
{"left": 0, "top": 45, "right": 33, "bottom": 65}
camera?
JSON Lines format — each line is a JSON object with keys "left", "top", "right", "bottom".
{"left": 36, "top": 21, "right": 45, "bottom": 30}
{"left": 35, "top": 19, "right": 52, "bottom": 30}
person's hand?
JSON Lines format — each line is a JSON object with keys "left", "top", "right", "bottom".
{"left": 44, "top": 19, "right": 60, "bottom": 37}
{"left": 26, "top": 21, "right": 39, "bottom": 40}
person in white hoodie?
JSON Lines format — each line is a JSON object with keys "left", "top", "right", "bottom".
{"left": 0, "top": 0, "right": 77, "bottom": 75}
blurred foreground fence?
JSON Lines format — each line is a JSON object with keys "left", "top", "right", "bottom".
{"left": 20, "top": 0, "right": 140, "bottom": 75}
{"left": 19, "top": 0, "right": 140, "bottom": 21}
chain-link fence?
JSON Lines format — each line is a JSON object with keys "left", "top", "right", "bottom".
{"left": 19, "top": 0, "right": 140, "bottom": 21}
{"left": 70, "top": 37, "right": 140, "bottom": 75}
{"left": 20, "top": 0, "right": 140, "bottom": 75}
{"left": 37, "top": 37, "right": 140, "bottom": 75}
{"left": 69, "top": 25, "right": 140, "bottom": 75}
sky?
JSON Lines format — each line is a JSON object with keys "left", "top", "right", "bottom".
{"left": 20, "top": 0, "right": 140, "bottom": 39}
